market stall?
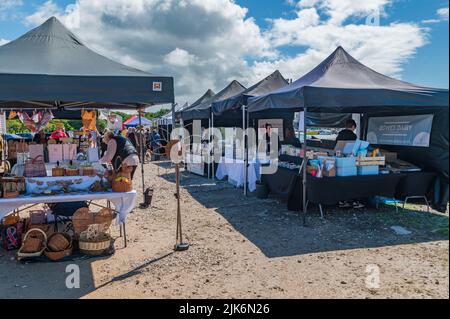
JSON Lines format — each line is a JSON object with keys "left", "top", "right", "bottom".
{"left": 211, "top": 71, "right": 289, "bottom": 193}
{"left": 0, "top": 17, "right": 174, "bottom": 261}
{"left": 180, "top": 82, "right": 246, "bottom": 178}
{"left": 248, "top": 46, "right": 449, "bottom": 219}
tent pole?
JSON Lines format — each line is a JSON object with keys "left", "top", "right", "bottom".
{"left": 243, "top": 105, "right": 248, "bottom": 196}
{"left": 302, "top": 108, "right": 308, "bottom": 226}
{"left": 211, "top": 112, "right": 215, "bottom": 181}
{"left": 138, "top": 109, "right": 147, "bottom": 209}
{"left": 208, "top": 118, "right": 211, "bottom": 179}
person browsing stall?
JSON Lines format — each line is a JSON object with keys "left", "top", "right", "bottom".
{"left": 282, "top": 127, "right": 302, "bottom": 148}
{"left": 50, "top": 123, "right": 68, "bottom": 140}
{"left": 336, "top": 119, "right": 358, "bottom": 142}
{"left": 100, "top": 131, "right": 140, "bottom": 180}
{"left": 265, "top": 123, "right": 281, "bottom": 155}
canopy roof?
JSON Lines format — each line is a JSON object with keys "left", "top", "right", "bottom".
{"left": 123, "top": 115, "right": 153, "bottom": 127}
{"left": 181, "top": 81, "right": 246, "bottom": 121}
{"left": 212, "top": 70, "right": 288, "bottom": 116}
{"left": 0, "top": 17, "right": 174, "bottom": 109}
{"left": 248, "top": 46, "right": 448, "bottom": 114}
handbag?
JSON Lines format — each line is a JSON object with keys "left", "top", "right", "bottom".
{"left": 24, "top": 155, "right": 47, "bottom": 177}
{"left": 1, "top": 220, "right": 24, "bottom": 251}
{"left": 3, "top": 212, "right": 20, "bottom": 226}
{"left": 29, "top": 211, "right": 46, "bottom": 225}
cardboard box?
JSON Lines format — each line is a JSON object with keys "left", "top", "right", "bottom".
{"left": 381, "top": 150, "right": 397, "bottom": 162}
{"left": 337, "top": 166, "right": 357, "bottom": 177}
{"left": 357, "top": 166, "right": 379, "bottom": 176}
{"left": 336, "top": 157, "right": 356, "bottom": 168}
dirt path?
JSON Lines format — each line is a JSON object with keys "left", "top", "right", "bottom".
{"left": 0, "top": 162, "right": 448, "bottom": 299}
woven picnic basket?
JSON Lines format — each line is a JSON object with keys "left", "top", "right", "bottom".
{"left": 17, "top": 228, "right": 47, "bottom": 259}
{"left": 44, "top": 233, "right": 73, "bottom": 261}
{"left": 79, "top": 234, "right": 111, "bottom": 256}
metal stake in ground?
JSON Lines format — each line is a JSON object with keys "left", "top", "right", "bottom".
{"left": 174, "top": 163, "right": 189, "bottom": 251}
{"left": 138, "top": 108, "right": 148, "bottom": 209}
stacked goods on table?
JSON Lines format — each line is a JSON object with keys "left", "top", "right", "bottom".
{"left": 306, "top": 141, "right": 387, "bottom": 178}
{"left": 0, "top": 206, "right": 115, "bottom": 261}
{"left": 0, "top": 176, "right": 26, "bottom": 198}
{"left": 7, "top": 140, "right": 29, "bottom": 161}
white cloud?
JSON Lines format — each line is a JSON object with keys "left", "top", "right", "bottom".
{"left": 25, "top": 0, "right": 63, "bottom": 26}
{"left": 437, "top": 7, "right": 449, "bottom": 21}
{"left": 0, "top": 38, "right": 10, "bottom": 46}
{"left": 164, "top": 48, "right": 198, "bottom": 68}
{"left": 258, "top": 0, "right": 427, "bottom": 82}
{"left": 422, "top": 7, "right": 449, "bottom": 24}
{"left": 0, "top": 0, "right": 23, "bottom": 20}
{"left": 0, "top": 0, "right": 22, "bottom": 11}
{"left": 22, "top": 0, "right": 429, "bottom": 103}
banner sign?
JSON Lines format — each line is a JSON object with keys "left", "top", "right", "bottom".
{"left": 367, "top": 115, "right": 434, "bottom": 147}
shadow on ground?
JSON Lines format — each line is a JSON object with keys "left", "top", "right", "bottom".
{"left": 161, "top": 167, "right": 449, "bottom": 258}
{"left": 0, "top": 252, "right": 112, "bottom": 298}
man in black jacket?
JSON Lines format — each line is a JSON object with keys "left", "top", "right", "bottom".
{"left": 336, "top": 119, "right": 358, "bottom": 142}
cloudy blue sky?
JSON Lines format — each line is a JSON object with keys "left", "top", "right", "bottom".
{"left": 0, "top": 0, "right": 448, "bottom": 105}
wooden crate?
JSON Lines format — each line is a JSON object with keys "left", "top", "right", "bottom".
{"left": 356, "top": 156, "right": 385, "bottom": 167}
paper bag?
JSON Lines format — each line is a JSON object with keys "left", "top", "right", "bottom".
{"left": 29, "top": 144, "right": 44, "bottom": 160}
{"left": 87, "top": 148, "right": 99, "bottom": 162}
{"left": 63, "top": 144, "right": 77, "bottom": 161}
{"left": 48, "top": 144, "right": 63, "bottom": 163}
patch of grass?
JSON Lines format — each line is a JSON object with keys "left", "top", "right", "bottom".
{"left": 435, "top": 227, "right": 449, "bottom": 237}
{"left": 372, "top": 204, "right": 449, "bottom": 236}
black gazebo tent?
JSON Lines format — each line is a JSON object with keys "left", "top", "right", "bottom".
{"left": 180, "top": 80, "right": 246, "bottom": 122}
{"left": 0, "top": 17, "right": 174, "bottom": 109}
{"left": 248, "top": 46, "right": 449, "bottom": 215}
{"left": 0, "top": 17, "right": 175, "bottom": 212}
{"left": 175, "top": 89, "right": 215, "bottom": 123}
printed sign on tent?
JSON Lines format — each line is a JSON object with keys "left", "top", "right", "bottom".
{"left": 367, "top": 115, "right": 434, "bottom": 147}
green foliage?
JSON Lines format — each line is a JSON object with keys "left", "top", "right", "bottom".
{"left": 6, "top": 109, "right": 170, "bottom": 134}
{"left": 145, "top": 109, "right": 170, "bottom": 120}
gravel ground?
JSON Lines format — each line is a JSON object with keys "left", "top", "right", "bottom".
{"left": 0, "top": 161, "right": 448, "bottom": 299}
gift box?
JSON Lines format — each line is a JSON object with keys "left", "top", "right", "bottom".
{"left": 357, "top": 166, "right": 379, "bottom": 176}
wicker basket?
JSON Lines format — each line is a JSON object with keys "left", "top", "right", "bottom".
{"left": 3, "top": 212, "right": 20, "bottom": 226}
{"left": 65, "top": 168, "right": 79, "bottom": 176}
{"left": 52, "top": 167, "right": 65, "bottom": 177}
{"left": 72, "top": 208, "right": 114, "bottom": 236}
{"left": 47, "top": 233, "right": 71, "bottom": 252}
{"left": 79, "top": 235, "right": 111, "bottom": 256}
{"left": 81, "top": 167, "right": 96, "bottom": 176}
{"left": 112, "top": 179, "right": 133, "bottom": 193}
{"left": 72, "top": 207, "right": 93, "bottom": 235}
{"left": 17, "top": 228, "right": 47, "bottom": 260}
{"left": 44, "top": 245, "right": 73, "bottom": 261}
{"left": 44, "top": 233, "right": 73, "bottom": 261}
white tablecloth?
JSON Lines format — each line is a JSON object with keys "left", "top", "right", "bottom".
{"left": 0, "top": 191, "right": 137, "bottom": 224}
{"left": 216, "top": 158, "right": 260, "bottom": 192}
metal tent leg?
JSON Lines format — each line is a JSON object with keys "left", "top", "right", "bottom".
{"left": 403, "top": 196, "right": 430, "bottom": 213}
